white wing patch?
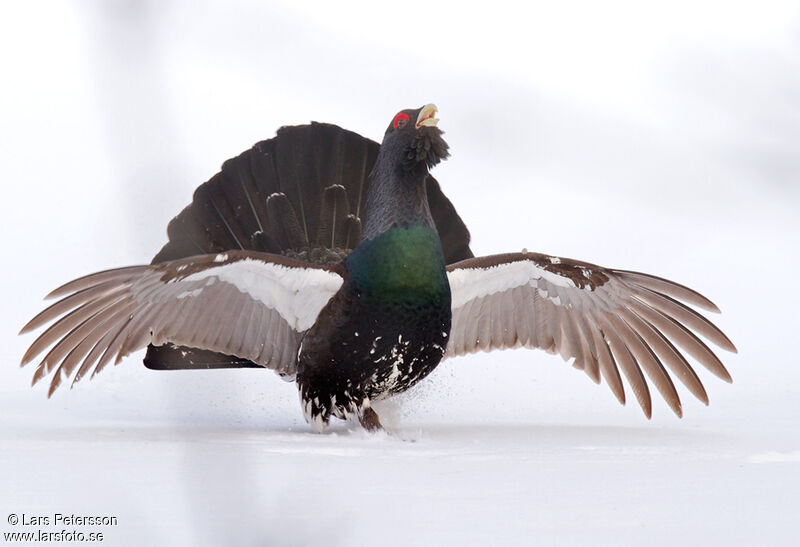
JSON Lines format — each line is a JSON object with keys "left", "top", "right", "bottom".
{"left": 181, "top": 258, "right": 343, "bottom": 331}
{"left": 448, "top": 259, "right": 577, "bottom": 309}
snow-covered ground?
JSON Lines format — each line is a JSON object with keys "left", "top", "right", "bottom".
{"left": 2, "top": 1, "right": 798, "bottom": 545}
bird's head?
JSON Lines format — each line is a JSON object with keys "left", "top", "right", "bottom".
{"left": 378, "top": 104, "right": 450, "bottom": 174}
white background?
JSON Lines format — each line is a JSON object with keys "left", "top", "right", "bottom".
{"left": 1, "top": 1, "right": 798, "bottom": 545}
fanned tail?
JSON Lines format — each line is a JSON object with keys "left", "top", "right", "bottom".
{"left": 145, "top": 122, "right": 473, "bottom": 371}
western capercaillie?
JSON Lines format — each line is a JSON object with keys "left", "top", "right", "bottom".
{"left": 20, "top": 105, "right": 736, "bottom": 432}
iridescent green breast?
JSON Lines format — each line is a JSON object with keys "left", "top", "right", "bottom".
{"left": 346, "top": 225, "right": 450, "bottom": 303}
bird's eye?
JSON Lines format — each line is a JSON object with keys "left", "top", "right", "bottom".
{"left": 393, "top": 113, "right": 410, "bottom": 129}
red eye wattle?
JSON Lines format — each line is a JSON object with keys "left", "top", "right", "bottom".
{"left": 393, "top": 113, "right": 410, "bottom": 129}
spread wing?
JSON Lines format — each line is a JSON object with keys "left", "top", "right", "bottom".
{"left": 20, "top": 251, "right": 344, "bottom": 396}
{"left": 446, "top": 252, "right": 737, "bottom": 417}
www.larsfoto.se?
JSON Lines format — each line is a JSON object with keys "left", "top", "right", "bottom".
{"left": 4, "top": 530, "right": 105, "bottom": 542}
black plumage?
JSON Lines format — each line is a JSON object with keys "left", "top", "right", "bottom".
{"left": 146, "top": 119, "right": 471, "bottom": 374}
{"left": 19, "top": 104, "right": 736, "bottom": 432}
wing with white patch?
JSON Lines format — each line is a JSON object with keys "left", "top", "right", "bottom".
{"left": 446, "top": 252, "right": 737, "bottom": 417}
{"left": 20, "top": 251, "right": 344, "bottom": 395}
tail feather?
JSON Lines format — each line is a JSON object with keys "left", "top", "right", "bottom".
{"left": 344, "top": 214, "right": 362, "bottom": 249}
{"left": 146, "top": 121, "right": 473, "bottom": 371}
{"left": 317, "top": 185, "right": 349, "bottom": 248}
{"left": 265, "top": 193, "right": 306, "bottom": 250}
{"left": 164, "top": 205, "right": 214, "bottom": 257}
{"left": 193, "top": 182, "right": 246, "bottom": 250}
{"left": 250, "top": 231, "right": 281, "bottom": 254}
{"left": 427, "top": 177, "right": 473, "bottom": 264}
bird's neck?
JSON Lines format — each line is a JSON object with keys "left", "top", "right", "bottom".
{"left": 347, "top": 162, "right": 448, "bottom": 300}
{"left": 361, "top": 161, "right": 435, "bottom": 240}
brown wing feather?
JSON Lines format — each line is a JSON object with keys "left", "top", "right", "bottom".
{"left": 20, "top": 251, "right": 344, "bottom": 396}
{"left": 446, "top": 252, "right": 736, "bottom": 417}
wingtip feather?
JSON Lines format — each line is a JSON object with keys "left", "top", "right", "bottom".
{"left": 615, "top": 270, "right": 722, "bottom": 313}
{"left": 31, "top": 366, "right": 45, "bottom": 386}
{"left": 47, "top": 369, "right": 63, "bottom": 397}
{"left": 722, "top": 373, "right": 733, "bottom": 384}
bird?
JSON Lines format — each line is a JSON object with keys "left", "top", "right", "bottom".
{"left": 19, "top": 104, "right": 736, "bottom": 432}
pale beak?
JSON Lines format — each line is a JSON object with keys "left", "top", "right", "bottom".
{"left": 415, "top": 104, "right": 439, "bottom": 128}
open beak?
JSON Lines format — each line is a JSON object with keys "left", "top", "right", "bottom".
{"left": 415, "top": 104, "right": 439, "bottom": 129}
